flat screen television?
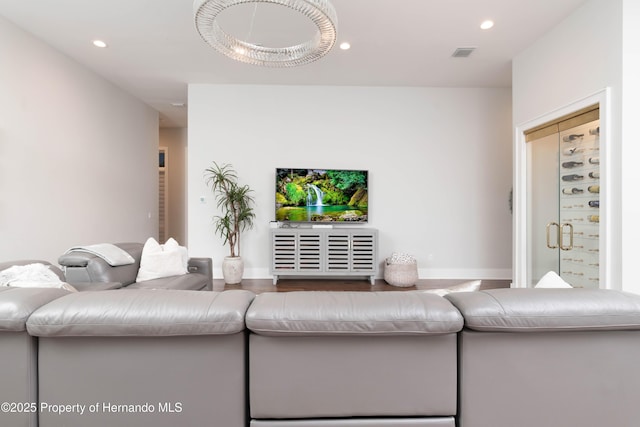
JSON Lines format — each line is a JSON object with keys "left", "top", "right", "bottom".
{"left": 275, "top": 168, "right": 368, "bottom": 223}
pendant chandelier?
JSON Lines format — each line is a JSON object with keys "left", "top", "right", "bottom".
{"left": 193, "top": 0, "right": 338, "bottom": 67}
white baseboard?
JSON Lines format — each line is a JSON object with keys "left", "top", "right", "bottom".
{"left": 213, "top": 267, "right": 271, "bottom": 280}
{"left": 214, "top": 267, "right": 512, "bottom": 281}
{"left": 417, "top": 268, "right": 512, "bottom": 280}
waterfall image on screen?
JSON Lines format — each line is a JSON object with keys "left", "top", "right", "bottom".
{"left": 275, "top": 168, "right": 368, "bottom": 223}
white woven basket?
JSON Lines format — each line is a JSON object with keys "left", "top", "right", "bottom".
{"left": 384, "top": 259, "right": 418, "bottom": 287}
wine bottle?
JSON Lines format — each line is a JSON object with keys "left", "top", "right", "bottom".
{"left": 562, "top": 161, "right": 584, "bottom": 168}
{"left": 562, "top": 174, "right": 584, "bottom": 181}
{"left": 588, "top": 185, "right": 600, "bottom": 193}
{"left": 563, "top": 147, "right": 584, "bottom": 155}
{"left": 588, "top": 200, "right": 600, "bottom": 208}
{"left": 562, "top": 134, "right": 584, "bottom": 142}
{"left": 589, "top": 171, "right": 600, "bottom": 179}
{"left": 562, "top": 187, "right": 584, "bottom": 195}
{"left": 589, "top": 157, "right": 600, "bottom": 164}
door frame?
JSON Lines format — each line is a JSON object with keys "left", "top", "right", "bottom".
{"left": 513, "top": 88, "right": 611, "bottom": 288}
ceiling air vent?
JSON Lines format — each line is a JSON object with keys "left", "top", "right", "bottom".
{"left": 452, "top": 47, "right": 476, "bottom": 58}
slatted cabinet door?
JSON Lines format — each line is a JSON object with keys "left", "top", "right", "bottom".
{"left": 326, "top": 231, "right": 376, "bottom": 273}
{"left": 298, "top": 233, "right": 323, "bottom": 272}
{"left": 272, "top": 232, "right": 297, "bottom": 272}
{"left": 326, "top": 233, "right": 350, "bottom": 272}
{"left": 350, "top": 232, "right": 376, "bottom": 272}
{"left": 272, "top": 231, "right": 322, "bottom": 272}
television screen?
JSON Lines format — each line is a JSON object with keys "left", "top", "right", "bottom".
{"left": 275, "top": 168, "right": 368, "bottom": 223}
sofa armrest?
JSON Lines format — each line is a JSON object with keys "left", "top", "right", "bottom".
{"left": 188, "top": 258, "right": 213, "bottom": 291}
{"left": 59, "top": 252, "right": 139, "bottom": 286}
{"left": 57, "top": 252, "right": 91, "bottom": 268}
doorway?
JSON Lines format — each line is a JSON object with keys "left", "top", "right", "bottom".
{"left": 513, "top": 89, "right": 610, "bottom": 288}
{"left": 527, "top": 111, "right": 600, "bottom": 287}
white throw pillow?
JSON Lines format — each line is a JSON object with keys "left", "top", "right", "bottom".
{"left": 163, "top": 237, "right": 189, "bottom": 270}
{"left": 135, "top": 237, "right": 189, "bottom": 282}
{"left": 534, "top": 271, "right": 573, "bottom": 288}
{"left": 423, "top": 280, "right": 482, "bottom": 296}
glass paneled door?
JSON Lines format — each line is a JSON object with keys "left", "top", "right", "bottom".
{"left": 527, "top": 117, "right": 600, "bottom": 288}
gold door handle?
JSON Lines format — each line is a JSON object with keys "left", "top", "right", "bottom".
{"left": 560, "top": 222, "right": 574, "bottom": 251}
{"left": 546, "top": 222, "right": 560, "bottom": 249}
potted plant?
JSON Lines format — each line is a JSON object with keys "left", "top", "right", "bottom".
{"left": 205, "top": 161, "right": 256, "bottom": 284}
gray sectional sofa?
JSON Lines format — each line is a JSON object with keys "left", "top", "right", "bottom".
{"left": 57, "top": 242, "right": 213, "bottom": 291}
{"left": 1, "top": 282, "right": 640, "bottom": 427}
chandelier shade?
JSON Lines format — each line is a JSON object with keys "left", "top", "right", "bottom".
{"left": 193, "top": 0, "right": 338, "bottom": 67}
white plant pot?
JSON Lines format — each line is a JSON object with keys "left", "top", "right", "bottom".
{"left": 222, "top": 256, "right": 244, "bottom": 285}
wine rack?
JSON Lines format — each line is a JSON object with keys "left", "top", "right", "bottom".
{"left": 558, "top": 120, "right": 600, "bottom": 288}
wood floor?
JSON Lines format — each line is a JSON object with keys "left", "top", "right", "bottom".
{"left": 213, "top": 278, "right": 511, "bottom": 294}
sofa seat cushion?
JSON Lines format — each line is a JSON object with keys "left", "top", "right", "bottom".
{"left": 26, "top": 289, "right": 255, "bottom": 337}
{"left": 246, "top": 291, "right": 463, "bottom": 336}
{"left": 71, "top": 282, "right": 123, "bottom": 291}
{"left": 445, "top": 288, "right": 640, "bottom": 332}
{"left": 125, "top": 273, "right": 207, "bottom": 290}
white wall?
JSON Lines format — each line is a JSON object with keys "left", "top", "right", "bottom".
{"left": 188, "top": 84, "right": 513, "bottom": 280}
{"left": 512, "top": 0, "right": 640, "bottom": 291}
{"left": 621, "top": 0, "right": 640, "bottom": 293}
{"left": 512, "top": 0, "right": 623, "bottom": 125}
{"left": 159, "top": 128, "right": 188, "bottom": 245}
{"left": 0, "top": 16, "right": 159, "bottom": 263}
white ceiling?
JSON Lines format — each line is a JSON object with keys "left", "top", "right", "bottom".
{"left": 0, "top": 0, "right": 587, "bottom": 128}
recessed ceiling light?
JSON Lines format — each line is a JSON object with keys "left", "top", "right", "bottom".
{"left": 170, "top": 102, "right": 186, "bottom": 107}
{"left": 339, "top": 42, "right": 351, "bottom": 50}
{"left": 480, "top": 20, "right": 494, "bottom": 30}
{"left": 92, "top": 40, "right": 108, "bottom": 48}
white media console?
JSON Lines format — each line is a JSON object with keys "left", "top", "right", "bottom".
{"left": 270, "top": 228, "right": 378, "bottom": 285}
